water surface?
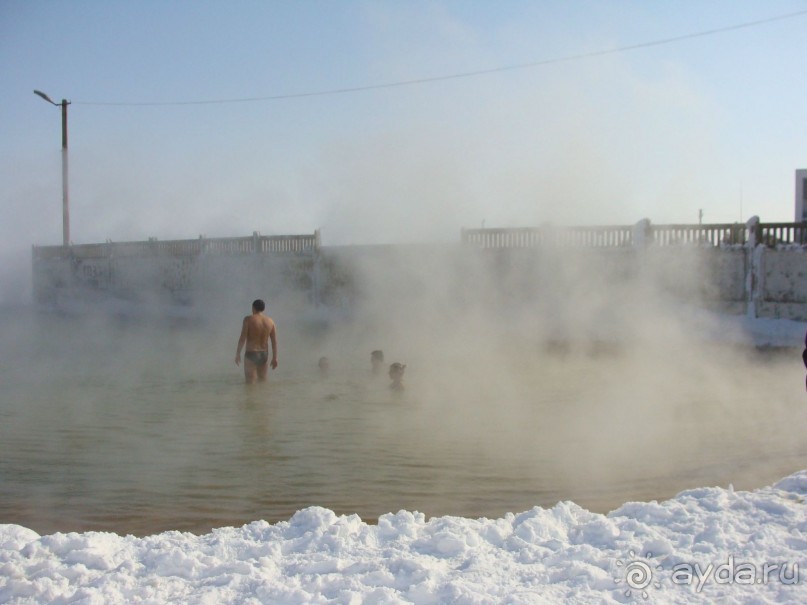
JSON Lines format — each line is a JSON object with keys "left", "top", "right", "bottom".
{"left": 2, "top": 307, "right": 806, "bottom": 536}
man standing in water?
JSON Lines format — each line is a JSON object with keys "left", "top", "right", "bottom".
{"left": 235, "top": 299, "right": 278, "bottom": 383}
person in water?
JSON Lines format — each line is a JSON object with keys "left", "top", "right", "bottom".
{"left": 371, "top": 350, "right": 384, "bottom": 375}
{"left": 389, "top": 362, "right": 406, "bottom": 391}
{"left": 803, "top": 329, "right": 807, "bottom": 391}
{"left": 318, "top": 356, "right": 330, "bottom": 377}
{"left": 235, "top": 299, "right": 278, "bottom": 383}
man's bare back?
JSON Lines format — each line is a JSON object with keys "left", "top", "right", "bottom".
{"left": 235, "top": 299, "right": 278, "bottom": 383}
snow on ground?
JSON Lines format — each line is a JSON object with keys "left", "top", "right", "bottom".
{"left": 1, "top": 471, "right": 805, "bottom": 604}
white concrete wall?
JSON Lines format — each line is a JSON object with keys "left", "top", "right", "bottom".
{"left": 31, "top": 242, "right": 807, "bottom": 322}
{"left": 757, "top": 247, "right": 807, "bottom": 320}
{"left": 33, "top": 252, "right": 317, "bottom": 319}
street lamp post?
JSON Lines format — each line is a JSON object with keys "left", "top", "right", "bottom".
{"left": 34, "top": 90, "right": 71, "bottom": 246}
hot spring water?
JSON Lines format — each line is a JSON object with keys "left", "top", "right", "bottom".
{"left": 2, "top": 308, "right": 806, "bottom": 536}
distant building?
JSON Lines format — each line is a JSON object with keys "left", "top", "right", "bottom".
{"left": 797, "top": 169, "right": 807, "bottom": 222}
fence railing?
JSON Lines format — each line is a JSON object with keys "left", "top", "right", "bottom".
{"left": 649, "top": 223, "right": 748, "bottom": 246}
{"left": 461, "top": 226, "right": 633, "bottom": 248}
{"left": 33, "top": 231, "right": 321, "bottom": 260}
{"left": 30, "top": 223, "right": 807, "bottom": 259}
{"left": 753, "top": 222, "right": 807, "bottom": 246}
{"left": 462, "top": 222, "right": 807, "bottom": 249}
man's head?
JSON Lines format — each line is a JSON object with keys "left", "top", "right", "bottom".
{"left": 389, "top": 362, "right": 406, "bottom": 382}
{"left": 371, "top": 350, "right": 384, "bottom": 374}
{"left": 252, "top": 299, "right": 266, "bottom": 313}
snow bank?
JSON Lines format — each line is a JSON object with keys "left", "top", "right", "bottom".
{"left": 1, "top": 472, "right": 805, "bottom": 604}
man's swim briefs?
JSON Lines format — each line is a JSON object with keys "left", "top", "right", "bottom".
{"left": 244, "top": 351, "right": 269, "bottom": 366}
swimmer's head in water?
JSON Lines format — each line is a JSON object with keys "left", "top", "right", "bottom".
{"left": 318, "top": 356, "right": 330, "bottom": 371}
{"left": 371, "top": 350, "right": 385, "bottom": 374}
{"left": 389, "top": 362, "right": 406, "bottom": 380}
{"left": 252, "top": 299, "right": 266, "bottom": 312}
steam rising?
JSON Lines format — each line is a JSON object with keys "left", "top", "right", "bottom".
{"left": 294, "top": 242, "right": 807, "bottom": 506}
{"left": 3, "top": 3, "right": 807, "bottom": 533}
{"left": 2, "top": 233, "right": 806, "bottom": 535}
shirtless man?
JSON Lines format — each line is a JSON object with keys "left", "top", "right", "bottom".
{"left": 235, "top": 299, "right": 278, "bottom": 383}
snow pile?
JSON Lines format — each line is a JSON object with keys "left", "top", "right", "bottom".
{"left": 1, "top": 472, "right": 805, "bottom": 604}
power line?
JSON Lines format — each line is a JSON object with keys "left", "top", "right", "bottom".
{"left": 74, "top": 8, "right": 807, "bottom": 107}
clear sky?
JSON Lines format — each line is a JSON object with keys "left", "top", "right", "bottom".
{"left": 2, "top": 1, "right": 807, "bottom": 298}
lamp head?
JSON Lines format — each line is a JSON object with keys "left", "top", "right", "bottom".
{"left": 33, "top": 90, "right": 58, "bottom": 105}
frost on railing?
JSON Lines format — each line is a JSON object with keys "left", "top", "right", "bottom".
{"left": 32, "top": 230, "right": 321, "bottom": 260}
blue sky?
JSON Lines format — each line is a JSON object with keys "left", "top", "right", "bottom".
{"left": 2, "top": 1, "right": 807, "bottom": 297}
